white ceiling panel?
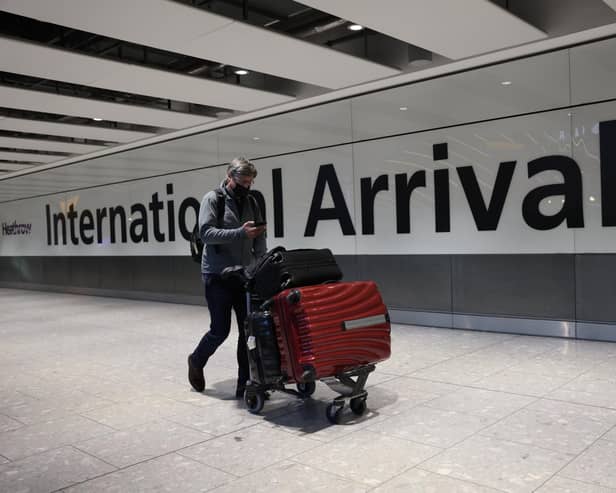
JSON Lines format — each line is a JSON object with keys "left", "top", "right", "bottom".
{"left": 0, "top": 117, "right": 154, "bottom": 143}
{"left": 0, "top": 136, "right": 105, "bottom": 154}
{"left": 0, "top": 86, "right": 215, "bottom": 129}
{"left": 185, "top": 22, "right": 400, "bottom": 89}
{"left": 298, "top": 0, "right": 546, "bottom": 59}
{"left": 0, "top": 37, "right": 295, "bottom": 112}
{"left": 0, "top": 0, "right": 233, "bottom": 51}
{"left": 0, "top": 151, "right": 60, "bottom": 163}
{"left": 0, "top": 162, "right": 36, "bottom": 171}
{"left": 1, "top": 0, "right": 400, "bottom": 89}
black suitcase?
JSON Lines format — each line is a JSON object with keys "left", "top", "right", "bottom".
{"left": 249, "top": 247, "right": 343, "bottom": 299}
{"left": 245, "top": 310, "right": 282, "bottom": 385}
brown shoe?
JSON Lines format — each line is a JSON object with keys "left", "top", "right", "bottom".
{"left": 187, "top": 355, "right": 205, "bottom": 392}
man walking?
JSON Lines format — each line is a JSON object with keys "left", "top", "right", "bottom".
{"left": 188, "top": 157, "right": 266, "bottom": 397}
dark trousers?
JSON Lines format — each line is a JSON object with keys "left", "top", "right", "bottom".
{"left": 191, "top": 274, "right": 249, "bottom": 386}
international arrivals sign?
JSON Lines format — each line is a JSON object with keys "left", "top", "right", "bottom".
{"left": 1, "top": 118, "right": 615, "bottom": 256}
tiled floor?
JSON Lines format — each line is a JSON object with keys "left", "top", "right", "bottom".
{"left": 1, "top": 288, "right": 616, "bottom": 492}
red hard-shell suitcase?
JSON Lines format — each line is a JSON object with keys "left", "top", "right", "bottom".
{"left": 271, "top": 281, "right": 391, "bottom": 383}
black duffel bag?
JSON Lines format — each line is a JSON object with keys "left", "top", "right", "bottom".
{"left": 249, "top": 246, "right": 342, "bottom": 299}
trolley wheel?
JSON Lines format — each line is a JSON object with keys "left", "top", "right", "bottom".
{"left": 296, "top": 381, "right": 316, "bottom": 397}
{"left": 244, "top": 390, "right": 265, "bottom": 414}
{"left": 326, "top": 403, "right": 343, "bottom": 424}
{"left": 350, "top": 397, "right": 367, "bottom": 416}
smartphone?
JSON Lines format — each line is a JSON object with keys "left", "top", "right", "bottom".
{"left": 253, "top": 220, "right": 267, "bottom": 227}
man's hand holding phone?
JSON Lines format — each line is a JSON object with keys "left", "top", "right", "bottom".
{"left": 243, "top": 220, "right": 267, "bottom": 238}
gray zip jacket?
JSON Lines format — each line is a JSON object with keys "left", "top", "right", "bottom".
{"left": 199, "top": 181, "right": 266, "bottom": 275}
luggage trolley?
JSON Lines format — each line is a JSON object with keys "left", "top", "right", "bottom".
{"left": 223, "top": 248, "right": 391, "bottom": 424}
{"left": 242, "top": 285, "right": 387, "bottom": 424}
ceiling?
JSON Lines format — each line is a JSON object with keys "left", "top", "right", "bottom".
{"left": 1, "top": 0, "right": 616, "bottom": 201}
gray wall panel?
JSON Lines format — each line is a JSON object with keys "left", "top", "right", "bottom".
{"left": 172, "top": 257, "right": 204, "bottom": 296}
{"left": 576, "top": 254, "right": 616, "bottom": 323}
{"left": 0, "top": 257, "right": 22, "bottom": 282}
{"left": 4, "top": 253, "right": 616, "bottom": 341}
{"left": 335, "top": 255, "right": 361, "bottom": 282}
{"left": 70, "top": 256, "right": 101, "bottom": 288}
{"left": 98, "top": 257, "right": 134, "bottom": 291}
{"left": 7, "top": 257, "right": 43, "bottom": 283}
{"left": 131, "top": 256, "right": 174, "bottom": 292}
{"left": 41, "top": 256, "right": 70, "bottom": 286}
{"left": 358, "top": 255, "right": 451, "bottom": 311}
{"left": 29, "top": 257, "right": 44, "bottom": 284}
{"left": 452, "top": 254, "right": 575, "bottom": 319}
{"left": 0, "top": 257, "right": 14, "bottom": 281}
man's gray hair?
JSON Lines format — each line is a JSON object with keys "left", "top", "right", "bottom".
{"left": 227, "top": 157, "right": 257, "bottom": 178}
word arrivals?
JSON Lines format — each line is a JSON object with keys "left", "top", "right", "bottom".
{"left": 307, "top": 119, "right": 615, "bottom": 236}
{"left": 43, "top": 119, "right": 616, "bottom": 246}
{"left": 310, "top": 156, "right": 584, "bottom": 237}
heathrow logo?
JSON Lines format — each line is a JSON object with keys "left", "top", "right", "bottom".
{"left": 2, "top": 221, "right": 32, "bottom": 236}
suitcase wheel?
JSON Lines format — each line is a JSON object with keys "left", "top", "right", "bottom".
{"left": 244, "top": 390, "right": 265, "bottom": 414}
{"left": 326, "top": 402, "right": 344, "bottom": 424}
{"left": 350, "top": 397, "right": 367, "bottom": 416}
{"left": 296, "top": 381, "right": 316, "bottom": 397}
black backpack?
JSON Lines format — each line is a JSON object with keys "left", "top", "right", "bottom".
{"left": 189, "top": 189, "right": 259, "bottom": 263}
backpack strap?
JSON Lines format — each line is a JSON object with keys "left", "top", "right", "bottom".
{"left": 247, "top": 193, "right": 259, "bottom": 220}
{"left": 215, "top": 188, "right": 225, "bottom": 228}
{"left": 213, "top": 188, "right": 225, "bottom": 254}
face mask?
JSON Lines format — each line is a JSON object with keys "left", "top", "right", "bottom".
{"left": 233, "top": 182, "right": 250, "bottom": 197}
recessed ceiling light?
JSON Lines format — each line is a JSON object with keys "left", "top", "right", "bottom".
{"left": 348, "top": 24, "right": 363, "bottom": 31}
{"left": 590, "top": 196, "right": 596, "bottom": 202}
{"left": 92, "top": 117, "right": 103, "bottom": 121}
{"left": 500, "top": 81, "right": 512, "bottom": 86}
{"left": 252, "top": 137, "right": 260, "bottom": 141}
{"left": 399, "top": 106, "right": 408, "bottom": 111}
{"left": 234, "top": 69, "right": 249, "bottom": 76}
